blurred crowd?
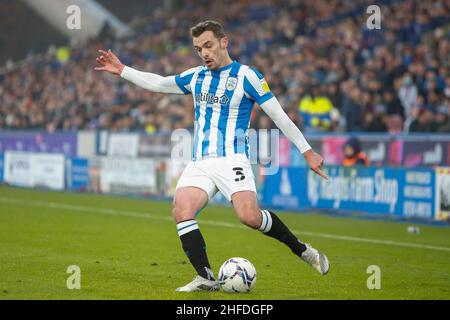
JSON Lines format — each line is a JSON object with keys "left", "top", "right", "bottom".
{"left": 0, "top": 0, "right": 449, "bottom": 134}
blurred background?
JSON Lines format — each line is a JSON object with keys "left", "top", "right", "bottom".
{"left": 0, "top": 0, "right": 449, "bottom": 222}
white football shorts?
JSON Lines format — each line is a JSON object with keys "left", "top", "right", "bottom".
{"left": 176, "top": 153, "right": 256, "bottom": 202}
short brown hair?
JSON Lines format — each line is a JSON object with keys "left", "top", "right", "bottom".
{"left": 190, "top": 20, "right": 226, "bottom": 39}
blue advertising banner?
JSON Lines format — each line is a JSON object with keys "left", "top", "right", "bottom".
{"left": 263, "top": 166, "right": 436, "bottom": 220}
{"left": 67, "top": 158, "right": 89, "bottom": 191}
{"left": 0, "top": 132, "right": 77, "bottom": 157}
{"left": 263, "top": 167, "right": 310, "bottom": 209}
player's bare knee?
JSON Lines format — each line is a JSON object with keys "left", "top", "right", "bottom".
{"left": 238, "top": 211, "right": 261, "bottom": 229}
{"left": 172, "top": 196, "right": 195, "bottom": 222}
{"left": 172, "top": 204, "right": 195, "bottom": 222}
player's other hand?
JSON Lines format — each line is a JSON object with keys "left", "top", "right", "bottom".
{"left": 94, "top": 49, "right": 125, "bottom": 76}
{"left": 303, "top": 149, "right": 328, "bottom": 180}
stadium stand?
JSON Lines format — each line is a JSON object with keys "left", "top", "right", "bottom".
{"left": 0, "top": 0, "right": 67, "bottom": 65}
{"left": 0, "top": 0, "right": 448, "bottom": 133}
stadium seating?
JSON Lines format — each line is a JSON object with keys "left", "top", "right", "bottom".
{"left": 0, "top": 0, "right": 448, "bottom": 133}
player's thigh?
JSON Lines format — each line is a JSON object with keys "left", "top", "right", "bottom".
{"left": 231, "top": 190, "right": 262, "bottom": 229}
{"left": 173, "top": 162, "right": 217, "bottom": 222}
{"left": 176, "top": 161, "right": 218, "bottom": 200}
{"left": 211, "top": 155, "right": 261, "bottom": 228}
{"left": 172, "top": 186, "right": 209, "bottom": 222}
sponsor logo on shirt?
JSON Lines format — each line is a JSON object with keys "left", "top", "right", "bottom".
{"left": 261, "top": 79, "right": 271, "bottom": 93}
{"left": 196, "top": 93, "right": 229, "bottom": 106}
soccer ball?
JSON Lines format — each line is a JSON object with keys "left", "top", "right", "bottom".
{"left": 218, "top": 257, "right": 257, "bottom": 293}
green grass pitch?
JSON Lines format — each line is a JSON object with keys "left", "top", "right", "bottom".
{"left": 0, "top": 186, "right": 449, "bottom": 300}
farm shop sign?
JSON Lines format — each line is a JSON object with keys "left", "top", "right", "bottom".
{"left": 308, "top": 168, "right": 398, "bottom": 213}
{"left": 306, "top": 166, "right": 435, "bottom": 219}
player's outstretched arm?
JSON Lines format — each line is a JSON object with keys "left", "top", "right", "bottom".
{"left": 259, "top": 97, "right": 328, "bottom": 180}
{"left": 244, "top": 67, "right": 328, "bottom": 179}
{"left": 94, "top": 49, "right": 184, "bottom": 94}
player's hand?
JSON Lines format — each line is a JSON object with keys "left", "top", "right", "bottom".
{"left": 94, "top": 49, "right": 125, "bottom": 75}
{"left": 303, "top": 149, "right": 328, "bottom": 180}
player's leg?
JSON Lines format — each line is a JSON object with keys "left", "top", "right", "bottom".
{"left": 231, "top": 191, "right": 308, "bottom": 255}
{"left": 173, "top": 186, "right": 214, "bottom": 278}
{"left": 211, "top": 155, "right": 310, "bottom": 257}
{"left": 173, "top": 162, "right": 219, "bottom": 292}
{"left": 231, "top": 191, "right": 329, "bottom": 275}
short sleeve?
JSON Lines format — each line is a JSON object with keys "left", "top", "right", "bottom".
{"left": 174, "top": 67, "right": 199, "bottom": 94}
{"left": 243, "top": 67, "right": 274, "bottom": 105}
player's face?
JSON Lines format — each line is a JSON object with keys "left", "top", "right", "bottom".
{"left": 344, "top": 145, "right": 355, "bottom": 157}
{"left": 193, "top": 31, "right": 228, "bottom": 70}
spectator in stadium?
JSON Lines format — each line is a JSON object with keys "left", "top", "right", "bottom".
{"left": 436, "top": 105, "right": 450, "bottom": 133}
{"left": 386, "top": 114, "right": 404, "bottom": 134}
{"left": 398, "top": 73, "right": 418, "bottom": 117}
{"left": 409, "top": 108, "right": 438, "bottom": 133}
{"left": 363, "top": 107, "right": 388, "bottom": 132}
{"left": 286, "top": 107, "right": 303, "bottom": 129}
{"left": 383, "top": 90, "right": 405, "bottom": 118}
{"left": 342, "top": 137, "right": 370, "bottom": 167}
{"left": 298, "top": 85, "right": 335, "bottom": 132}
{"left": 256, "top": 114, "right": 273, "bottom": 130}
{"left": 340, "top": 82, "right": 364, "bottom": 132}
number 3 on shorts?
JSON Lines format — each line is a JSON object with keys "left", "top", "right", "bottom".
{"left": 233, "top": 167, "right": 245, "bottom": 182}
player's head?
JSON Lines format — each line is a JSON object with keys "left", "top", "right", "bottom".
{"left": 344, "top": 137, "right": 362, "bottom": 158}
{"left": 190, "top": 20, "right": 230, "bottom": 70}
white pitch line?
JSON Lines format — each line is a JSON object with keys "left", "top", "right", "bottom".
{"left": 297, "top": 231, "right": 450, "bottom": 252}
{"left": 1, "top": 196, "right": 450, "bottom": 253}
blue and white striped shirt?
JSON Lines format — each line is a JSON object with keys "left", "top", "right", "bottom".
{"left": 175, "top": 61, "right": 274, "bottom": 161}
